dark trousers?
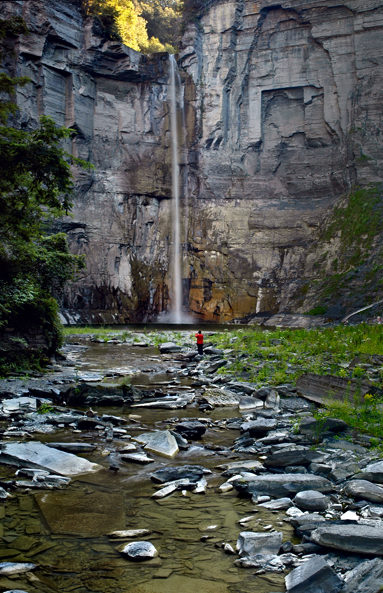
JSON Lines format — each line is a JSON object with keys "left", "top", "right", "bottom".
{"left": 197, "top": 343, "right": 203, "bottom": 355}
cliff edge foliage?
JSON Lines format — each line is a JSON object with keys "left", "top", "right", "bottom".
{"left": 304, "top": 184, "right": 383, "bottom": 317}
{"left": 81, "top": 0, "right": 180, "bottom": 53}
{"left": 0, "top": 17, "right": 90, "bottom": 374}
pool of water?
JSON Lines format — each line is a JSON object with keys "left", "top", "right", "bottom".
{"left": 0, "top": 336, "right": 293, "bottom": 593}
{"left": 0, "top": 404, "right": 295, "bottom": 593}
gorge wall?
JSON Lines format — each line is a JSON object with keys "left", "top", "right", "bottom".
{"left": 4, "top": 0, "right": 383, "bottom": 322}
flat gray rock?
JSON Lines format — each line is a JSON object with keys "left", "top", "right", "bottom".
{"left": 2, "top": 397, "right": 37, "bottom": 413}
{"left": 344, "top": 479, "right": 383, "bottom": 503}
{"left": 202, "top": 387, "right": 240, "bottom": 406}
{"left": 311, "top": 524, "right": 383, "bottom": 555}
{"left": 46, "top": 442, "right": 97, "bottom": 453}
{"left": 342, "top": 557, "right": 383, "bottom": 593}
{"left": 362, "top": 460, "right": 383, "bottom": 483}
{"left": 294, "top": 490, "right": 329, "bottom": 512}
{"left": 237, "top": 531, "right": 283, "bottom": 556}
{"left": 0, "top": 441, "right": 101, "bottom": 476}
{"left": 241, "top": 418, "right": 277, "bottom": 436}
{"left": 217, "top": 460, "right": 263, "bottom": 472}
{"left": 258, "top": 497, "right": 293, "bottom": 510}
{"left": 285, "top": 555, "right": 343, "bottom": 593}
{"left": 134, "top": 430, "right": 179, "bottom": 458}
{"left": 296, "top": 373, "right": 379, "bottom": 405}
{"left": 234, "top": 474, "right": 333, "bottom": 498}
{"left": 159, "top": 342, "right": 182, "bottom": 353}
{"left": 238, "top": 396, "right": 264, "bottom": 411}
{"left": 120, "top": 541, "right": 158, "bottom": 560}
{"left": 264, "top": 446, "right": 325, "bottom": 468}
{"left": 150, "top": 465, "right": 207, "bottom": 484}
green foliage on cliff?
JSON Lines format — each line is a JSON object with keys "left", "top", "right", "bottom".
{"left": 303, "top": 184, "right": 383, "bottom": 313}
{"left": 0, "top": 18, "right": 90, "bottom": 373}
{"left": 0, "top": 117, "right": 89, "bottom": 352}
{"left": 323, "top": 185, "right": 383, "bottom": 269}
{"left": 82, "top": 0, "right": 179, "bottom": 53}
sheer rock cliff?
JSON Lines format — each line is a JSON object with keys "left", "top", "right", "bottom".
{"left": 4, "top": 0, "right": 383, "bottom": 322}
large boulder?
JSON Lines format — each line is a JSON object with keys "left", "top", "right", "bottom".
{"left": 159, "top": 342, "right": 182, "bottom": 353}
{"left": 343, "top": 479, "right": 383, "bottom": 504}
{"left": 241, "top": 418, "right": 277, "bottom": 437}
{"left": 0, "top": 441, "right": 101, "bottom": 476}
{"left": 359, "top": 460, "right": 383, "bottom": 483}
{"left": 63, "top": 383, "right": 132, "bottom": 406}
{"left": 342, "top": 558, "right": 383, "bottom": 593}
{"left": 150, "top": 465, "right": 207, "bottom": 484}
{"left": 264, "top": 446, "right": 325, "bottom": 468}
{"left": 285, "top": 555, "right": 343, "bottom": 593}
{"left": 310, "top": 524, "right": 383, "bottom": 555}
{"left": 175, "top": 421, "right": 206, "bottom": 440}
{"left": 233, "top": 474, "right": 333, "bottom": 498}
{"left": 134, "top": 431, "right": 179, "bottom": 459}
{"left": 293, "top": 490, "right": 329, "bottom": 512}
{"left": 236, "top": 531, "right": 283, "bottom": 557}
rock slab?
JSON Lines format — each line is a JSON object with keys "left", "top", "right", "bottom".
{"left": 134, "top": 430, "right": 179, "bottom": 458}
{"left": 342, "top": 557, "right": 383, "bottom": 593}
{"left": 237, "top": 531, "right": 283, "bottom": 556}
{"left": 0, "top": 442, "right": 101, "bottom": 476}
{"left": 234, "top": 474, "right": 333, "bottom": 498}
{"left": 310, "top": 524, "right": 383, "bottom": 555}
{"left": 285, "top": 555, "right": 343, "bottom": 593}
{"left": 344, "top": 479, "right": 383, "bottom": 503}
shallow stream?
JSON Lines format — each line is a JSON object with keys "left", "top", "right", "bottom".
{"left": 0, "top": 335, "right": 295, "bottom": 593}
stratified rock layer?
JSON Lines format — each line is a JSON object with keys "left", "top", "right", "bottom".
{"left": 4, "top": 0, "right": 383, "bottom": 322}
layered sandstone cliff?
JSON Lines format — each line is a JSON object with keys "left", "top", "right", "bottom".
{"left": 4, "top": 0, "right": 383, "bottom": 322}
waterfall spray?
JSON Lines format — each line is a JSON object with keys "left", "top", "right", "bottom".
{"left": 169, "top": 54, "right": 182, "bottom": 323}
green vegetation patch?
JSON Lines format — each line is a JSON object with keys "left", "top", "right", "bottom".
{"left": 209, "top": 324, "right": 383, "bottom": 388}
{"left": 316, "top": 393, "right": 383, "bottom": 440}
{"left": 303, "top": 184, "right": 383, "bottom": 309}
{"left": 322, "top": 184, "right": 383, "bottom": 269}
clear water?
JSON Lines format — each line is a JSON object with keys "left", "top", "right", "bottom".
{"left": 0, "top": 340, "right": 293, "bottom": 593}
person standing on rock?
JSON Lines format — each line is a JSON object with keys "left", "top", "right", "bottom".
{"left": 195, "top": 330, "right": 204, "bottom": 355}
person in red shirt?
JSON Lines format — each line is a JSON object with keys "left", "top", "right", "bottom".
{"left": 195, "top": 330, "right": 204, "bottom": 355}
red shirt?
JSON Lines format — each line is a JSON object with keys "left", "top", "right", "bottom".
{"left": 195, "top": 333, "right": 204, "bottom": 344}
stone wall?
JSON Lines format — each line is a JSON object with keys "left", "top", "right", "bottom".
{"left": 4, "top": 0, "right": 383, "bottom": 322}
{"left": 179, "top": 0, "right": 383, "bottom": 319}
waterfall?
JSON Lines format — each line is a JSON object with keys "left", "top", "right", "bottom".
{"left": 169, "top": 54, "right": 182, "bottom": 323}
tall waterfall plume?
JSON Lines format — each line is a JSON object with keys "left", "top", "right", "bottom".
{"left": 169, "top": 54, "right": 183, "bottom": 323}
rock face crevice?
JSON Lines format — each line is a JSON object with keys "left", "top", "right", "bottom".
{"left": 4, "top": 0, "right": 383, "bottom": 322}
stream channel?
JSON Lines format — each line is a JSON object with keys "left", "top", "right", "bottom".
{"left": 0, "top": 327, "right": 296, "bottom": 593}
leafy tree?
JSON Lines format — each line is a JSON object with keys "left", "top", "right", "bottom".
{"left": 0, "top": 17, "right": 91, "bottom": 372}
{"left": 82, "top": 0, "right": 177, "bottom": 53}
{"left": 139, "top": 0, "right": 181, "bottom": 50}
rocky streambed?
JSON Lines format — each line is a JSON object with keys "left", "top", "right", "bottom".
{"left": 0, "top": 328, "right": 383, "bottom": 593}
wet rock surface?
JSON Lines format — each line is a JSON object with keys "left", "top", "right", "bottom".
{"left": 1, "top": 331, "right": 383, "bottom": 593}
{"left": 120, "top": 541, "right": 158, "bottom": 561}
